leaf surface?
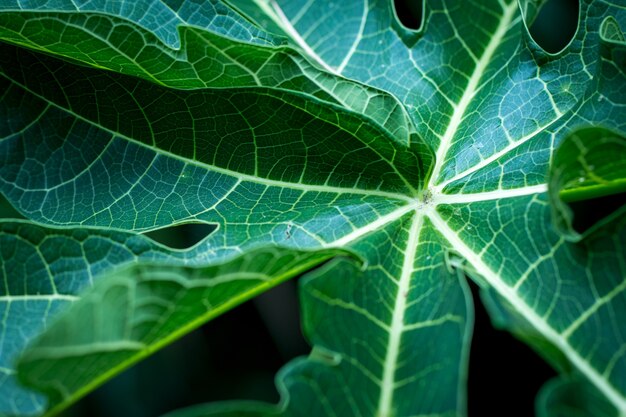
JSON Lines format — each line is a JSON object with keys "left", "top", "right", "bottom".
{"left": 0, "top": 1, "right": 625, "bottom": 416}
{"left": 16, "top": 244, "right": 345, "bottom": 416}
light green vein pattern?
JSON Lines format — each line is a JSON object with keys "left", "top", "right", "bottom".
{"left": 0, "top": 1, "right": 624, "bottom": 417}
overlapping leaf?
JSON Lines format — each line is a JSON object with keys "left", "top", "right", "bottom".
{"left": 549, "top": 127, "right": 626, "bottom": 240}
{"left": 0, "top": 221, "right": 188, "bottom": 415}
{"left": 0, "top": 220, "right": 342, "bottom": 416}
{"left": 15, "top": 243, "right": 345, "bottom": 417}
{"left": 0, "top": 1, "right": 625, "bottom": 417}
{"left": 0, "top": 1, "right": 432, "bottom": 414}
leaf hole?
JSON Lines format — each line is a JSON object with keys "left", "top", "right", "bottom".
{"left": 528, "top": 0, "right": 579, "bottom": 54}
{"left": 143, "top": 222, "right": 216, "bottom": 250}
{"left": 392, "top": 0, "right": 424, "bottom": 31}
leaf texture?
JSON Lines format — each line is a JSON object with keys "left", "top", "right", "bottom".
{"left": 0, "top": 0, "right": 625, "bottom": 416}
{"left": 16, "top": 245, "right": 345, "bottom": 416}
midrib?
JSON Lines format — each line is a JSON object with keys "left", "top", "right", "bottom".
{"left": 324, "top": 203, "right": 417, "bottom": 247}
{"left": 428, "top": 1, "right": 518, "bottom": 188}
{"left": 2, "top": 74, "right": 412, "bottom": 204}
{"left": 376, "top": 211, "right": 422, "bottom": 417}
{"left": 428, "top": 210, "right": 626, "bottom": 413}
{"left": 432, "top": 184, "right": 547, "bottom": 204}
{"left": 0, "top": 294, "right": 78, "bottom": 301}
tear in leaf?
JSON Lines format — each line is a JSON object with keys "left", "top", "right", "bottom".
{"left": 143, "top": 223, "right": 216, "bottom": 250}
{"left": 528, "top": 0, "right": 579, "bottom": 54}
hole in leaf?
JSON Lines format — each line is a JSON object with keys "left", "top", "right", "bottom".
{"left": 143, "top": 222, "right": 216, "bottom": 250}
{"left": 570, "top": 192, "right": 626, "bottom": 235}
{"left": 393, "top": 0, "right": 423, "bottom": 30}
{"left": 529, "top": 0, "right": 579, "bottom": 53}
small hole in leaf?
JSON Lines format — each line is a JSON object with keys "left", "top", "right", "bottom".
{"left": 529, "top": 0, "right": 579, "bottom": 53}
{"left": 570, "top": 192, "right": 626, "bottom": 235}
{"left": 143, "top": 222, "right": 216, "bottom": 250}
{"left": 393, "top": 0, "right": 423, "bottom": 30}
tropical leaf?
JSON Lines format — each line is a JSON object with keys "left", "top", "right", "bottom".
{"left": 0, "top": 0, "right": 624, "bottom": 417}
{"left": 0, "top": 220, "right": 190, "bottom": 416}
{"left": 0, "top": 220, "right": 340, "bottom": 416}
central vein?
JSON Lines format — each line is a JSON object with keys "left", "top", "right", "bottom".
{"left": 427, "top": 0, "right": 518, "bottom": 189}
{"left": 377, "top": 211, "right": 423, "bottom": 417}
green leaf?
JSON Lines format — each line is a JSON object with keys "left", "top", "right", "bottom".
{"left": 549, "top": 127, "right": 626, "bottom": 240}
{"left": 0, "top": 220, "right": 189, "bottom": 416}
{"left": 556, "top": 129, "right": 626, "bottom": 203}
{"left": 164, "top": 223, "right": 473, "bottom": 417}
{"left": 537, "top": 377, "right": 619, "bottom": 417}
{"left": 0, "top": 1, "right": 423, "bottom": 151}
{"left": 16, "top": 245, "right": 345, "bottom": 417}
{"left": 0, "top": 0, "right": 625, "bottom": 416}
{"left": 0, "top": 220, "right": 338, "bottom": 415}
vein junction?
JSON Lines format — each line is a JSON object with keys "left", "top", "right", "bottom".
{"left": 325, "top": 181, "right": 625, "bottom": 415}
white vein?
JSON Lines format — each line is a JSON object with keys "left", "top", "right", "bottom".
{"left": 428, "top": 0, "right": 518, "bottom": 187}
{"left": 431, "top": 184, "right": 548, "bottom": 205}
{"left": 336, "top": 0, "right": 368, "bottom": 74}
{"left": 434, "top": 120, "right": 563, "bottom": 192}
{"left": 324, "top": 202, "right": 417, "bottom": 247}
{"left": 0, "top": 367, "right": 15, "bottom": 375}
{"left": 377, "top": 211, "right": 423, "bottom": 417}
{"left": 427, "top": 209, "right": 626, "bottom": 413}
{"left": 253, "top": 0, "right": 339, "bottom": 75}
{"left": 562, "top": 278, "right": 626, "bottom": 339}
{"left": 0, "top": 294, "right": 78, "bottom": 302}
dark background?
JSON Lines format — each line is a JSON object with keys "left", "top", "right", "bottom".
{"left": 14, "top": 1, "right": 580, "bottom": 416}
